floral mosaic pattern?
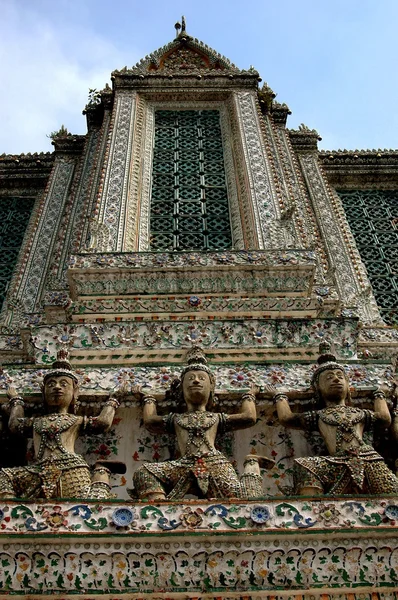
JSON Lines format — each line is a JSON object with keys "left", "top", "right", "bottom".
{"left": 2, "top": 541, "right": 397, "bottom": 593}
{"left": 0, "top": 498, "right": 397, "bottom": 535}
{"left": 30, "top": 318, "right": 358, "bottom": 365}
{"left": 3, "top": 361, "right": 391, "bottom": 396}
{"left": 0, "top": 499, "right": 398, "bottom": 593}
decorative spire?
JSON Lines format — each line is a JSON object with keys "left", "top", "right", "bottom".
{"left": 174, "top": 15, "right": 188, "bottom": 39}
{"left": 181, "top": 15, "right": 186, "bottom": 35}
{"left": 317, "top": 340, "right": 336, "bottom": 365}
{"left": 43, "top": 348, "right": 78, "bottom": 383}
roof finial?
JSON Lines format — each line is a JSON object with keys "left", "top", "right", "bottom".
{"left": 174, "top": 16, "right": 187, "bottom": 39}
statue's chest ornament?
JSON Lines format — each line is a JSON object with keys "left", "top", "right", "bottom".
{"left": 34, "top": 414, "right": 78, "bottom": 459}
{"left": 175, "top": 412, "right": 218, "bottom": 454}
{"left": 319, "top": 406, "right": 364, "bottom": 446}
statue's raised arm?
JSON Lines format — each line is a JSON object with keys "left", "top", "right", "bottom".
{"left": 7, "top": 385, "right": 34, "bottom": 437}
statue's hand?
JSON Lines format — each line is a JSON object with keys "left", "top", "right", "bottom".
{"left": 132, "top": 384, "right": 143, "bottom": 399}
{"left": 133, "top": 385, "right": 166, "bottom": 402}
{"left": 6, "top": 385, "right": 18, "bottom": 399}
{"left": 262, "top": 384, "right": 278, "bottom": 399}
{"left": 249, "top": 382, "right": 260, "bottom": 396}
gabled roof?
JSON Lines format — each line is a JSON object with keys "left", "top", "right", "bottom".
{"left": 113, "top": 18, "right": 257, "bottom": 78}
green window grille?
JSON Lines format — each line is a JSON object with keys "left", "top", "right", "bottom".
{"left": 150, "top": 110, "right": 232, "bottom": 251}
{"left": 338, "top": 189, "right": 398, "bottom": 325}
{"left": 0, "top": 196, "right": 35, "bottom": 309}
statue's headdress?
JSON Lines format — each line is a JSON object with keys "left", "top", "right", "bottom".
{"left": 181, "top": 346, "right": 215, "bottom": 384}
{"left": 311, "top": 341, "right": 346, "bottom": 388}
{"left": 43, "top": 348, "right": 78, "bottom": 384}
{"left": 171, "top": 347, "right": 215, "bottom": 409}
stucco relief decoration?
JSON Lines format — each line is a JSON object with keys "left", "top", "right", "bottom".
{"left": 237, "top": 92, "right": 278, "bottom": 248}
{"left": 118, "top": 19, "right": 241, "bottom": 78}
{"left": 48, "top": 127, "right": 104, "bottom": 290}
{"left": 298, "top": 153, "right": 382, "bottom": 325}
{"left": 16, "top": 160, "right": 75, "bottom": 314}
{"left": 98, "top": 94, "right": 135, "bottom": 251}
{"left": 158, "top": 47, "right": 209, "bottom": 71}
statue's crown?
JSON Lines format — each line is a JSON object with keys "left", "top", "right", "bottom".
{"left": 311, "top": 341, "right": 345, "bottom": 387}
{"left": 43, "top": 348, "right": 78, "bottom": 384}
{"left": 181, "top": 346, "right": 213, "bottom": 379}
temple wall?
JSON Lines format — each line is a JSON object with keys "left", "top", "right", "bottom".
{"left": 0, "top": 30, "right": 398, "bottom": 599}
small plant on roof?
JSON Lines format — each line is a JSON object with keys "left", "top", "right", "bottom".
{"left": 47, "top": 125, "right": 70, "bottom": 140}
{"left": 86, "top": 88, "right": 102, "bottom": 109}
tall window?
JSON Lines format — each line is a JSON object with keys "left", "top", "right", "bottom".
{"left": 339, "top": 189, "right": 398, "bottom": 325}
{"left": 149, "top": 110, "right": 232, "bottom": 251}
{"left": 0, "top": 196, "right": 35, "bottom": 309}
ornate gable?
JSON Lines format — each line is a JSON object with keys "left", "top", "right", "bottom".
{"left": 112, "top": 17, "right": 253, "bottom": 77}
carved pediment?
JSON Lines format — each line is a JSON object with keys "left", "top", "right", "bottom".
{"left": 151, "top": 44, "right": 218, "bottom": 73}
{"left": 112, "top": 19, "right": 256, "bottom": 78}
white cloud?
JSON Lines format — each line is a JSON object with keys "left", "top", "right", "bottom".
{"left": 0, "top": 2, "right": 134, "bottom": 153}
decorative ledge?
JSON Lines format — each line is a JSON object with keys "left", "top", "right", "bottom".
{"left": 0, "top": 498, "right": 397, "bottom": 595}
{"left": 69, "top": 250, "right": 317, "bottom": 270}
{"left": 1, "top": 497, "right": 397, "bottom": 537}
{"left": 69, "top": 295, "right": 339, "bottom": 321}
{"left": 67, "top": 251, "right": 316, "bottom": 300}
{"left": 29, "top": 317, "right": 357, "bottom": 365}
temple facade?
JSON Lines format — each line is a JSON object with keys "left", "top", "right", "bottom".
{"left": 0, "top": 21, "right": 398, "bottom": 599}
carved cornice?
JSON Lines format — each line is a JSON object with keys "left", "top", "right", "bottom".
{"left": 68, "top": 250, "right": 317, "bottom": 300}
{"left": 83, "top": 84, "right": 114, "bottom": 130}
{"left": 319, "top": 149, "right": 398, "bottom": 188}
{"left": 0, "top": 152, "right": 54, "bottom": 190}
{"left": 52, "top": 134, "right": 86, "bottom": 156}
{"left": 257, "top": 83, "right": 291, "bottom": 127}
{"left": 289, "top": 125, "right": 322, "bottom": 152}
{"left": 112, "top": 73, "right": 260, "bottom": 92}
{"left": 0, "top": 151, "right": 53, "bottom": 166}
{"left": 270, "top": 101, "right": 291, "bottom": 125}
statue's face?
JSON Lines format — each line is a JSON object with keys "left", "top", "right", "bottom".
{"left": 318, "top": 368, "right": 348, "bottom": 404}
{"left": 182, "top": 370, "right": 211, "bottom": 407}
{"left": 44, "top": 376, "right": 75, "bottom": 411}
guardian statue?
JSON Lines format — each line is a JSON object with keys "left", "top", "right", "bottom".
{"left": 272, "top": 342, "right": 398, "bottom": 495}
{"left": 133, "top": 347, "right": 273, "bottom": 500}
{"left": 0, "top": 349, "right": 120, "bottom": 499}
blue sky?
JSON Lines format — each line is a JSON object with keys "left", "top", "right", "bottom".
{"left": 1, "top": 0, "right": 398, "bottom": 154}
